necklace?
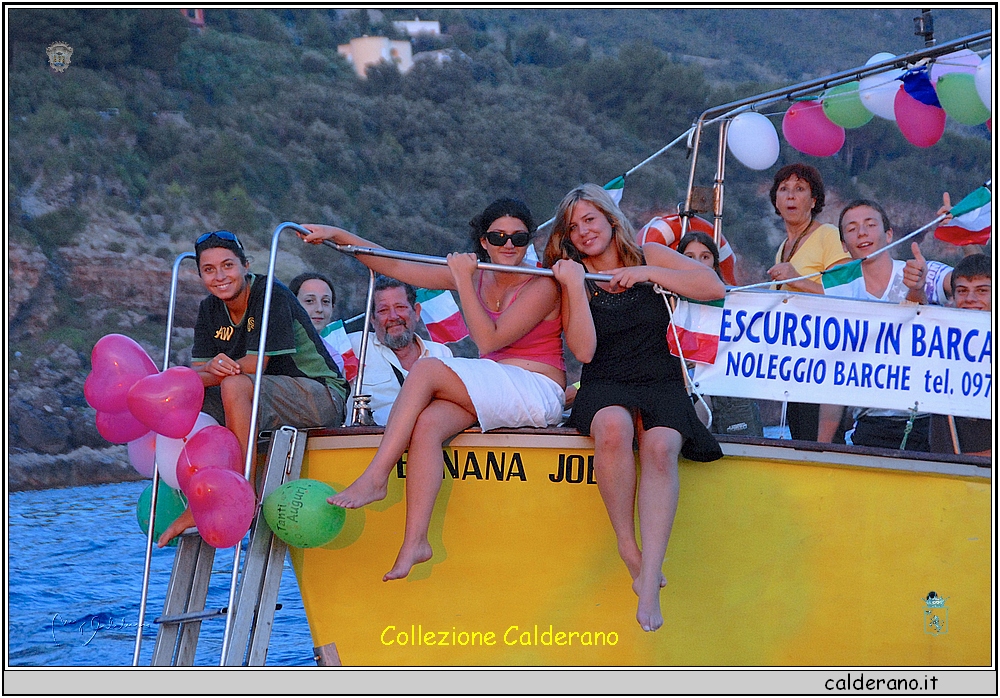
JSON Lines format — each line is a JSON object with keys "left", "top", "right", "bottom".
{"left": 781, "top": 221, "right": 815, "bottom": 264}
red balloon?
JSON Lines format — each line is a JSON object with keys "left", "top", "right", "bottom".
{"left": 187, "top": 468, "right": 256, "bottom": 549}
{"left": 781, "top": 100, "right": 845, "bottom": 157}
{"left": 894, "top": 88, "right": 946, "bottom": 147}
{"left": 84, "top": 334, "right": 157, "bottom": 413}
{"left": 126, "top": 366, "right": 205, "bottom": 439}
{"left": 96, "top": 408, "right": 151, "bottom": 444}
{"left": 176, "top": 425, "right": 243, "bottom": 495}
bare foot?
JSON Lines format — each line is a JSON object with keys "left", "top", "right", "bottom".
{"left": 632, "top": 576, "right": 665, "bottom": 632}
{"left": 327, "top": 471, "right": 388, "bottom": 509}
{"left": 157, "top": 507, "right": 196, "bottom": 548}
{"left": 382, "top": 541, "right": 433, "bottom": 581}
{"left": 622, "top": 548, "right": 667, "bottom": 590}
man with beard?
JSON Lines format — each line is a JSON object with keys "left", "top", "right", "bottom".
{"left": 349, "top": 275, "right": 453, "bottom": 426}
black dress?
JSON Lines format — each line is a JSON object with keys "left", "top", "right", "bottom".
{"left": 567, "top": 279, "right": 723, "bottom": 463}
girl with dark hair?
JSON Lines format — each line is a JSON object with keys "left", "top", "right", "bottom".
{"left": 545, "top": 184, "right": 724, "bottom": 633}
{"left": 766, "top": 163, "right": 850, "bottom": 294}
{"left": 288, "top": 272, "right": 337, "bottom": 331}
{"left": 300, "top": 198, "right": 565, "bottom": 581}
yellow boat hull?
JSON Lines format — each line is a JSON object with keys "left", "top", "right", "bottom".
{"left": 290, "top": 430, "right": 991, "bottom": 666}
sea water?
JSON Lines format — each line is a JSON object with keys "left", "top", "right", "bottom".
{"left": 7, "top": 481, "right": 315, "bottom": 666}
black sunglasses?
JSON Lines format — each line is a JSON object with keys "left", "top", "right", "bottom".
{"left": 483, "top": 231, "right": 531, "bottom": 248}
{"left": 196, "top": 230, "right": 244, "bottom": 249}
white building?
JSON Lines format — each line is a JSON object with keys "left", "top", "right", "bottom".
{"left": 337, "top": 36, "right": 413, "bottom": 78}
{"left": 392, "top": 18, "right": 441, "bottom": 37}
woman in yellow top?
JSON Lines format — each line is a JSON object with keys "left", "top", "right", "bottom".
{"left": 766, "top": 163, "right": 850, "bottom": 293}
{"left": 765, "top": 163, "right": 850, "bottom": 441}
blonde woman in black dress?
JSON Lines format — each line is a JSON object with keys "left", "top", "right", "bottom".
{"left": 545, "top": 184, "right": 724, "bottom": 632}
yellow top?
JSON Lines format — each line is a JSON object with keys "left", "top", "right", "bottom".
{"left": 774, "top": 222, "right": 850, "bottom": 292}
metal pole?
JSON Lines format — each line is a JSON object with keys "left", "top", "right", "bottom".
{"left": 712, "top": 119, "right": 729, "bottom": 248}
{"left": 350, "top": 270, "right": 378, "bottom": 426}
{"left": 681, "top": 119, "right": 705, "bottom": 237}
{"left": 219, "top": 221, "right": 310, "bottom": 665}
{"left": 132, "top": 251, "right": 196, "bottom": 666}
{"left": 322, "top": 242, "right": 616, "bottom": 284}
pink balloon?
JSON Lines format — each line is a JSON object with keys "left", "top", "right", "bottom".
{"left": 96, "top": 408, "right": 151, "bottom": 444}
{"left": 187, "top": 468, "right": 256, "bottom": 549}
{"left": 84, "top": 334, "right": 157, "bottom": 413}
{"left": 176, "top": 426, "right": 243, "bottom": 495}
{"left": 894, "top": 88, "right": 946, "bottom": 147}
{"left": 155, "top": 412, "right": 219, "bottom": 490}
{"left": 126, "top": 366, "right": 205, "bottom": 438}
{"left": 781, "top": 100, "right": 845, "bottom": 157}
{"left": 127, "top": 431, "right": 158, "bottom": 478}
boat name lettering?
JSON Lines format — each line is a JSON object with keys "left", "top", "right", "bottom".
{"left": 394, "top": 450, "right": 527, "bottom": 482}
{"left": 378, "top": 624, "right": 618, "bottom": 648}
{"left": 549, "top": 454, "right": 597, "bottom": 484}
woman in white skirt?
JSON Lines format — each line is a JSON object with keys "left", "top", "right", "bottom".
{"left": 301, "top": 198, "right": 565, "bottom": 580}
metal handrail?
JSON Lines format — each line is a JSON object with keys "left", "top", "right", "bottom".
{"left": 132, "top": 251, "right": 195, "bottom": 666}
{"left": 683, "top": 29, "right": 993, "bottom": 237}
{"left": 323, "top": 241, "right": 618, "bottom": 283}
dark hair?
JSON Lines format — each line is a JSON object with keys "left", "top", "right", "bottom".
{"left": 837, "top": 199, "right": 893, "bottom": 243}
{"left": 678, "top": 231, "right": 722, "bottom": 278}
{"left": 769, "top": 163, "right": 825, "bottom": 217}
{"left": 289, "top": 272, "right": 336, "bottom": 306}
{"left": 195, "top": 230, "right": 248, "bottom": 267}
{"left": 953, "top": 253, "right": 991, "bottom": 283}
{"left": 468, "top": 198, "right": 536, "bottom": 262}
{"left": 374, "top": 274, "right": 417, "bottom": 308}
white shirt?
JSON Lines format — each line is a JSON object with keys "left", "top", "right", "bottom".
{"left": 346, "top": 332, "right": 453, "bottom": 426}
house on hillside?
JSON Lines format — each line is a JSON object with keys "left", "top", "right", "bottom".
{"left": 337, "top": 36, "right": 413, "bottom": 77}
{"left": 392, "top": 17, "right": 440, "bottom": 37}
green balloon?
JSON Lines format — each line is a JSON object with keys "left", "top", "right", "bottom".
{"left": 936, "top": 73, "right": 991, "bottom": 125}
{"left": 822, "top": 82, "right": 873, "bottom": 129}
{"left": 136, "top": 481, "right": 188, "bottom": 547}
{"left": 263, "top": 479, "right": 346, "bottom": 548}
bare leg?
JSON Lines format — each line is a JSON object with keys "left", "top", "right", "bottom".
{"left": 159, "top": 374, "right": 255, "bottom": 547}
{"left": 632, "top": 424, "right": 682, "bottom": 632}
{"left": 589, "top": 407, "right": 642, "bottom": 579}
{"left": 330, "top": 359, "right": 476, "bottom": 508}
{"left": 383, "top": 400, "right": 477, "bottom": 581}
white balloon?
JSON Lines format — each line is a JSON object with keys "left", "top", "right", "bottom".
{"left": 930, "top": 48, "right": 981, "bottom": 83}
{"left": 154, "top": 412, "right": 219, "bottom": 490}
{"left": 975, "top": 54, "right": 992, "bottom": 114}
{"left": 859, "top": 52, "right": 903, "bottom": 121}
{"left": 727, "top": 111, "right": 779, "bottom": 170}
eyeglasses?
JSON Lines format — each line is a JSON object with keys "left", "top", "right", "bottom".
{"left": 484, "top": 231, "right": 531, "bottom": 248}
{"left": 196, "top": 230, "right": 244, "bottom": 249}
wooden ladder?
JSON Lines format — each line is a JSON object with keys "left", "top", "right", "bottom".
{"left": 149, "top": 426, "right": 306, "bottom": 666}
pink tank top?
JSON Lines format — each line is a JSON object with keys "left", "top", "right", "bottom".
{"left": 476, "top": 274, "right": 566, "bottom": 371}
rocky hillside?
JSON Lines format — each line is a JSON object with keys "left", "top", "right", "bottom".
{"left": 6, "top": 9, "right": 992, "bottom": 488}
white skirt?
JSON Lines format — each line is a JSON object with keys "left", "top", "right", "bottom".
{"left": 438, "top": 357, "right": 565, "bottom": 432}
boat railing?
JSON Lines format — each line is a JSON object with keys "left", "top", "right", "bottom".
{"left": 681, "top": 29, "right": 992, "bottom": 243}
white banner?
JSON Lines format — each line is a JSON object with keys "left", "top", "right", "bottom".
{"left": 692, "top": 291, "right": 992, "bottom": 419}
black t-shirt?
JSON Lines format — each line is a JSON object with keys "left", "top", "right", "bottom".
{"left": 192, "top": 274, "right": 347, "bottom": 399}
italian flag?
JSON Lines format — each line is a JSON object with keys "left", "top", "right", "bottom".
{"left": 821, "top": 259, "right": 865, "bottom": 295}
{"left": 320, "top": 320, "right": 358, "bottom": 382}
{"left": 934, "top": 187, "right": 992, "bottom": 246}
{"left": 666, "top": 297, "right": 725, "bottom": 364}
{"left": 603, "top": 176, "right": 625, "bottom": 205}
{"left": 415, "top": 289, "right": 469, "bottom": 343}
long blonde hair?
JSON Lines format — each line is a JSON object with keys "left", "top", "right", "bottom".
{"left": 543, "top": 183, "right": 643, "bottom": 268}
